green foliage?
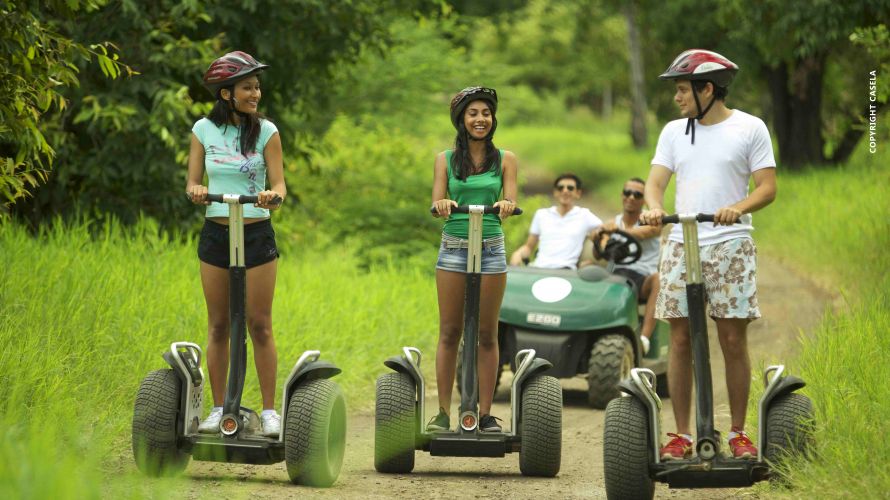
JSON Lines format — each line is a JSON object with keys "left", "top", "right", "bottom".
{"left": 0, "top": 216, "right": 438, "bottom": 497}
{"left": 10, "top": 0, "right": 437, "bottom": 229}
{"left": 0, "top": 0, "right": 130, "bottom": 215}
{"left": 277, "top": 116, "right": 442, "bottom": 266}
{"left": 851, "top": 24, "right": 890, "bottom": 102}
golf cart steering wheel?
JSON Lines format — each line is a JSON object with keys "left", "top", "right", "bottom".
{"left": 593, "top": 229, "right": 642, "bottom": 265}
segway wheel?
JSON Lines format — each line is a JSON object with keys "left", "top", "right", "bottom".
{"left": 284, "top": 378, "right": 347, "bottom": 487}
{"left": 603, "top": 396, "right": 654, "bottom": 500}
{"left": 374, "top": 372, "right": 416, "bottom": 473}
{"left": 519, "top": 375, "right": 561, "bottom": 477}
{"left": 587, "top": 334, "right": 634, "bottom": 409}
{"left": 132, "top": 369, "right": 190, "bottom": 477}
{"left": 765, "top": 392, "right": 814, "bottom": 482}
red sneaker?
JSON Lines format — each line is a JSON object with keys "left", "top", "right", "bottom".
{"left": 660, "top": 433, "right": 693, "bottom": 460}
{"left": 728, "top": 428, "right": 758, "bottom": 459}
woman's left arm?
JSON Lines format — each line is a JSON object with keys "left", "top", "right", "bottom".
{"left": 258, "top": 132, "right": 286, "bottom": 209}
{"left": 495, "top": 150, "right": 518, "bottom": 218}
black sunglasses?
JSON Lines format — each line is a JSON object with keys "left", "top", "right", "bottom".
{"left": 622, "top": 189, "right": 644, "bottom": 200}
{"left": 556, "top": 184, "right": 576, "bottom": 192}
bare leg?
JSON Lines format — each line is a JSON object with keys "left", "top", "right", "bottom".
{"left": 247, "top": 259, "right": 278, "bottom": 410}
{"left": 478, "top": 273, "right": 507, "bottom": 416}
{"left": 435, "top": 269, "right": 466, "bottom": 416}
{"left": 715, "top": 318, "right": 751, "bottom": 430}
{"left": 667, "top": 317, "right": 693, "bottom": 435}
{"left": 640, "top": 273, "right": 660, "bottom": 339}
{"left": 200, "top": 262, "right": 230, "bottom": 406}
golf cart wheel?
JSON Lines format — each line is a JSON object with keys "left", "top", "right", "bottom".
{"left": 132, "top": 369, "right": 190, "bottom": 477}
{"left": 587, "top": 334, "right": 634, "bottom": 409}
{"left": 603, "top": 396, "right": 654, "bottom": 500}
{"left": 519, "top": 375, "right": 562, "bottom": 477}
{"left": 374, "top": 372, "right": 416, "bottom": 473}
{"left": 455, "top": 341, "right": 503, "bottom": 396}
{"left": 284, "top": 378, "right": 347, "bottom": 487}
{"left": 765, "top": 392, "right": 815, "bottom": 481}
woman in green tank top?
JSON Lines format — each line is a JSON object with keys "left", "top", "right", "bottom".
{"left": 428, "top": 87, "right": 518, "bottom": 433}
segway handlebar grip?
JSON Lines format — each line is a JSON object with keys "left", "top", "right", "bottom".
{"left": 645, "top": 213, "right": 739, "bottom": 225}
{"left": 429, "top": 205, "right": 523, "bottom": 215}
{"left": 205, "top": 193, "right": 282, "bottom": 206}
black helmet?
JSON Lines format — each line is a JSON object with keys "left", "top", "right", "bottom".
{"left": 449, "top": 86, "right": 498, "bottom": 129}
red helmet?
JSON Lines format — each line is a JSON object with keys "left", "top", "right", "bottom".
{"left": 659, "top": 49, "right": 738, "bottom": 88}
{"left": 202, "top": 51, "right": 269, "bottom": 95}
{"left": 450, "top": 86, "right": 498, "bottom": 129}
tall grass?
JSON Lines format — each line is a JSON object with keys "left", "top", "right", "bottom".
{"left": 0, "top": 217, "right": 438, "bottom": 498}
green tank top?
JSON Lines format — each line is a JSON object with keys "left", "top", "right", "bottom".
{"left": 442, "top": 149, "right": 504, "bottom": 239}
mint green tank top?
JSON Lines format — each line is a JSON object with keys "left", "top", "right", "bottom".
{"left": 442, "top": 149, "right": 504, "bottom": 239}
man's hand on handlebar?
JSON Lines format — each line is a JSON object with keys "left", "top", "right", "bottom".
{"left": 640, "top": 208, "right": 667, "bottom": 226}
{"left": 713, "top": 206, "right": 743, "bottom": 226}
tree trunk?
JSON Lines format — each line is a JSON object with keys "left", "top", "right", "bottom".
{"left": 602, "top": 81, "right": 612, "bottom": 120}
{"left": 767, "top": 55, "right": 827, "bottom": 169}
{"left": 623, "top": 0, "right": 647, "bottom": 149}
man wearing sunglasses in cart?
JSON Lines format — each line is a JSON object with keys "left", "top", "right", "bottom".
{"left": 590, "top": 177, "right": 661, "bottom": 354}
{"left": 510, "top": 173, "right": 603, "bottom": 269}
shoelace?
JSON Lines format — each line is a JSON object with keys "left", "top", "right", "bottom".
{"left": 731, "top": 433, "right": 753, "bottom": 446}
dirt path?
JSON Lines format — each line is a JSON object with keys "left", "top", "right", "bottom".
{"left": 176, "top": 180, "right": 833, "bottom": 499}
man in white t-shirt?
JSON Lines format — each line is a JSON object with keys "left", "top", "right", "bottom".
{"left": 510, "top": 173, "right": 602, "bottom": 269}
{"left": 591, "top": 177, "right": 661, "bottom": 354}
{"left": 640, "top": 50, "right": 777, "bottom": 461}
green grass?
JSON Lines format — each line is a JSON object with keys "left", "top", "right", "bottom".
{"left": 0, "top": 216, "right": 438, "bottom": 498}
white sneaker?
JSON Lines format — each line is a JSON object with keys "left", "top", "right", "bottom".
{"left": 640, "top": 335, "right": 651, "bottom": 355}
{"left": 198, "top": 407, "right": 223, "bottom": 433}
{"left": 261, "top": 410, "right": 281, "bottom": 438}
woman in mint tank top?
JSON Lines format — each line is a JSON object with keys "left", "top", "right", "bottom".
{"left": 428, "top": 87, "right": 518, "bottom": 433}
{"left": 185, "top": 52, "right": 287, "bottom": 437}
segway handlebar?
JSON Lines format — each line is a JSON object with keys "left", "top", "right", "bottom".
{"left": 645, "top": 213, "right": 740, "bottom": 225}
{"left": 429, "top": 204, "right": 523, "bottom": 215}
{"left": 205, "top": 193, "right": 282, "bottom": 206}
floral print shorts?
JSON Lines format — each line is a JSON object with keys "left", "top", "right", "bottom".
{"left": 655, "top": 238, "right": 760, "bottom": 320}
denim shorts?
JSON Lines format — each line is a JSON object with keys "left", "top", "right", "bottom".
{"left": 436, "top": 233, "right": 507, "bottom": 274}
{"left": 198, "top": 218, "right": 279, "bottom": 269}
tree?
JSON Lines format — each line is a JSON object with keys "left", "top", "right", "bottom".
{"left": 9, "top": 0, "right": 435, "bottom": 228}
{"left": 0, "top": 0, "right": 129, "bottom": 216}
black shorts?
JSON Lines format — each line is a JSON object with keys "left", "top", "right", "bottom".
{"left": 613, "top": 267, "right": 647, "bottom": 298}
{"left": 198, "top": 219, "right": 279, "bottom": 269}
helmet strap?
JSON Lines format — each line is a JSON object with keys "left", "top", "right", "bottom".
{"left": 685, "top": 83, "right": 717, "bottom": 145}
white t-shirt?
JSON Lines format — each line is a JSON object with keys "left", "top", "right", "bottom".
{"left": 529, "top": 206, "right": 603, "bottom": 269}
{"left": 612, "top": 215, "right": 660, "bottom": 276}
{"left": 651, "top": 109, "right": 776, "bottom": 246}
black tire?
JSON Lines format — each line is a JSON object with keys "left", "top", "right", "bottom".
{"left": 519, "top": 375, "right": 562, "bottom": 477}
{"left": 603, "top": 396, "right": 654, "bottom": 500}
{"left": 455, "top": 341, "right": 503, "bottom": 396}
{"left": 587, "top": 334, "right": 634, "bottom": 409}
{"left": 284, "top": 378, "right": 347, "bottom": 487}
{"left": 374, "top": 372, "right": 416, "bottom": 473}
{"left": 132, "top": 369, "right": 190, "bottom": 477}
{"left": 765, "top": 392, "right": 814, "bottom": 482}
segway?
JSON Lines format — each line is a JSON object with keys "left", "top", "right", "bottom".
{"left": 132, "top": 193, "right": 346, "bottom": 487}
{"left": 602, "top": 213, "right": 814, "bottom": 499}
{"left": 374, "top": 204, "right": 562, "bottom": 477}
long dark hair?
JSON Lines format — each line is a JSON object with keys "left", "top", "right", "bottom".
{"left": 450, "top": 105, "right": 500, "bottom": 181}
{"left": 207, "top": 84, "right": 264, "bottom": 156}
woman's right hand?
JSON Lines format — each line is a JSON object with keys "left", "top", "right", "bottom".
{"left": 432, "top": 199, "right": 457, "bottom": 218}
{"left": 187, "top": 185, "right": 210, "bottom": 205}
